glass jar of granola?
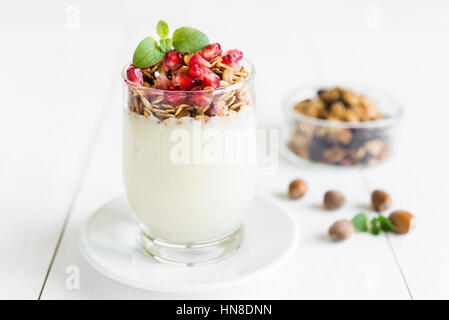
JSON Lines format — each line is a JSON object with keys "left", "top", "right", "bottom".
{"left": 122, "top": 54, "right": 256, "bottom": 265}
{"left": 283, "top": 85, "right": 402, "bottom": 167}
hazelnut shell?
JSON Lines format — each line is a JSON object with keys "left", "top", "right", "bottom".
{"left": 389, "top": 210, "right": 414, "bottom": 234}
{"left": 329, "top": 219, "right": 354, "bottom": 241}
{"left": 324, "top": 190, "right": 346, "bottom": 210}
{"left": 371, "top": 190, "right": 392, "bottom": 212}
{"left": 288, "top": 179, "right": 307, "bottom": 199}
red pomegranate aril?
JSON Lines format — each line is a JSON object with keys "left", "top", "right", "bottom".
{"left": 172, "top": 72, "right": 195, "bottom": 91}
{"left": 189, "top": 64, "right": 207, "bottom": 80}
{"left": 221, "top": 54, "right": 240, "bottom": 70}
{"left": 146, "top": 92, "right": 159, "bottom": 102}
{"left": 201, "top": 69, "right": 220, "bottom": 89}
{"left": 189, "top": 94, "right": 212, "bottom": 107}
{"left": 155, "top": 72, "right": 172, "bottom": 90}
{"left": 126, "top": 65, "right": 143, "bottom": 85}
{"left": 225, "top": 49, "right": 243, "bottom": 61}
{"left": 164, "top": 94, "right": 186, "bottom": 106}
{"left": 206, "top": 103, "right": 223, "bottom": 116}
{"left": 189, "top": 54, "right": 211, "bottom": 68}
{"left": 200, "top": 43, "right": 222, "bottom": 61}
{"left": 163, "top": 50, "right": 183, "bottom": 72}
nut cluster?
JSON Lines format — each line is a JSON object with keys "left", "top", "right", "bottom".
{"left": 288, "top": 179, "right": 413, "bottom": 241}
{"left": 288, "top": 87, "right": 391, "bottom": 166}
{"left": 285, "top": 179, "right": 414, "bottom": 242}
{"left": 327, "top": 189, "right": 414, "bottom": 242}
{"left": 293, "top": 87, "right": 383, "bottom": 122}
{"left": 126, "top": 52, "right": 250, "bottom": 122}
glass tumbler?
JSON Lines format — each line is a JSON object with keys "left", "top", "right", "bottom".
{"left": 121, "top": 60, "right": 256, "bottom": 265}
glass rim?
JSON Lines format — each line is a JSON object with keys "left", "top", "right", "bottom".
{"left": 283, "top": 83, "right": 403, "bottom": 129}
{"left": 121, "top": 58, "right": 255, "bottom": 95}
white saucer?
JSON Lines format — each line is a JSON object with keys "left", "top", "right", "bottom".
{"left": 79, "top": 193, "right": 298, "bottom": 293}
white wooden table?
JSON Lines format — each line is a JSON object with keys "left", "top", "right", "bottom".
{"left": 1, "top": 0, "right": 448, "bottom": 299}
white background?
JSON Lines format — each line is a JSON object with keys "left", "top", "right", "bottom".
{"left": 1, "top": 0, "right": 448, "bottom": 299}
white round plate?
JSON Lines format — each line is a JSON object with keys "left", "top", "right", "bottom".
{"left": 79, "top": 193, "right": 298, "bottom": 293}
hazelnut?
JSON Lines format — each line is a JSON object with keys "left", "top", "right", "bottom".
{"left": 331, "top": 128, "right": 353, "bottom": 145}
{"left": 329, "top": 219, "right": 354, "bottom": 241}
{"left": 365, "top": 139, "right": 384, "bottom": 157}
{"left": 323, "top": 190, "right": 346, "bottom": 210}
{"left": 389, "top": 210, "right": 414, "bottom": 234}
{"left": 288, "top": 179, "right": 307, "bottom": 199}
{"left": 371, "top": 190, "right": 392, "bottom": 212}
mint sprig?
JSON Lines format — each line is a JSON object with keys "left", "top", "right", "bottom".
{"left": 352, "top": 213, "right": 368, "bottom": 232}
{"left": 132, "top": 21, "right": 210, "bottom": 68}
{"left": 160, "top": 38, "right": 172, "bottom": 53}
{"left": 172, "top": 26, "right": 209, "bottom": 53}
{"left": 351, "top": 212, "right": 395, "bottom": 236}
{"left": 370, "top": 217, "right": 381, "bottom": 235}
{"left": 379, "top": 215, "right": 396, "bottom": 232}
{"left": 132, "top": 37, "right": 164, "bottom": 68}
{"left": 157, "top": 20, "right": 169, "bottom": 38}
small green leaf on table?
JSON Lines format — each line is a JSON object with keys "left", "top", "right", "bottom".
{"left": 370, "top": 217, "right": 381, "bottom": 235}
{"left": 352, "top": 213, "right": 368, "bottom": 232}
{"left": 379, "top": 215, "right": 396, "bottom": 232}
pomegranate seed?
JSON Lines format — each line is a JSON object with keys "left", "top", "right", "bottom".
{"left": 221, "top": 54, "right": 240, "bottom": 70}
{"left": 163, "top": 50, "right": 183, "bottom": 72}
{"left": 188, "top": 94, "right": 212, "bottom": 107}
{"left": 172, "top": 72, "right": 195, "bottom": 91}
{"left": 339, "top": 159, "right": 352, "bottom": 166}
{"left": 200, "top": 43, "right": 222, "bottom": 61}
{"left": 164, "top": 94, "right": 186, "bottom": 107}
{"left": 146, "top": 92, "right": 159, "bottom": 102}
{"left": 224, "top": 49, "right": 243, "bottom": 61}
{"left": 155, "top": 72, "right": 173, "bottom": 90}
{"left": 126, "top": 65, "right": 143, "bottom": 85}
{"left": 201, "top": 69, "right": 220, "bottom": 89}
{"left": 189, "top": 64, "right": 207, "bottom": 80}
{"left": 189, "top": 54, "right": 211, "bottom": 68}
{"left": 206, "top": 103, "right": 224, "bottom": 116}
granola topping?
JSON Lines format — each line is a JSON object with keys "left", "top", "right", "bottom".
{"left": 125, "top": 46, "right": 250, "bottom": 122}
{"left": 293, "top": 87, "right": 383, "bottom": 122}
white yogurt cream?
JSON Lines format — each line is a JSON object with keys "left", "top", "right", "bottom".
{"left": 122, "top": 106, "right": 257, "bottom": 243}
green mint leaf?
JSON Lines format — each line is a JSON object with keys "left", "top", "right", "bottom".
{"left": 157, "top": 20, "right": 169, "bottom": 38}
{"left": 160, "top": 38, "right": 172, "bottom": 53}
{"left": 132, "top": 37, "right": 165, "bottom": 68}
{"left": 352, "top": 213, "right": 368, "bottom": 232}
{"left": 370, "top": 217, "right": 381, "bottom": 235}
{"left": 379, "top": 215, "right": 396, "bottom": 232}
{"left": 172, "top": 26, "right": 209, "bottom": 53}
